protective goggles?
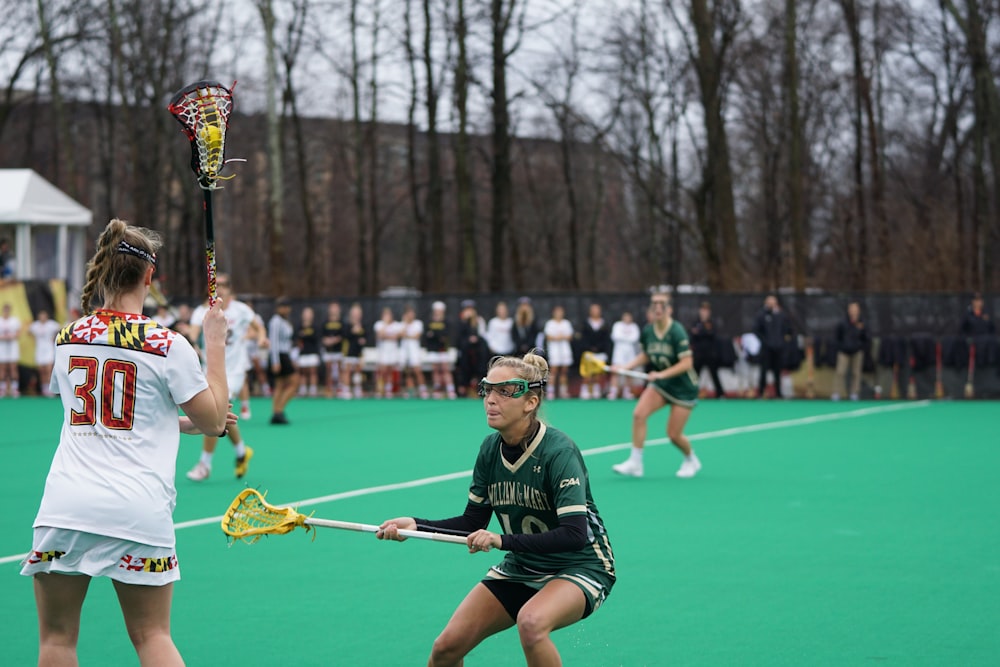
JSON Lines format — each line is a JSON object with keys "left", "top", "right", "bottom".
{"left": 477, "top": 378, "right": 546, "bottom": 399}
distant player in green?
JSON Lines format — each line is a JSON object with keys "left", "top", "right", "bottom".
{"left": 612, "top": 290, "right": 702, "bottom": 479}
{"left": 378, "top": 350, "right": 615, "bottom": 667}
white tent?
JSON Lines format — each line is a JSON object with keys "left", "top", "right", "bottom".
{"left": 0, "top": 169, "right": 92, "bottom": 289}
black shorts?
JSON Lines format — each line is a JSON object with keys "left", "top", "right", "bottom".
{"left": 481, "top": 579, "right": 594, "bottom": 621}
{"left": 270, "top": 352, "right": 296, "bottom": 379}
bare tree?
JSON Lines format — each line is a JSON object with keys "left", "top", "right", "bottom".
{"left": 674, "top": 0, "right": 744, "bottom": 290}
{"left": 943, "top": 0, "right": 1000, "bottom": 291}
{"left": 257, "top": 0, "right": 287, "bottom": 294}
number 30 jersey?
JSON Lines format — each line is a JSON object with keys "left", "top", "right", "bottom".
{"left": 33, "top": 310, "right": 208, "bottom": 548}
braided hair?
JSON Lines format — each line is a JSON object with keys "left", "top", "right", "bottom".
{"left": 80, "top": 218, "right": 162, "bottom": 314}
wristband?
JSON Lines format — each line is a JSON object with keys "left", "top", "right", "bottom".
{"left": 219, "top": 427, "right": 228, "bottom": 438}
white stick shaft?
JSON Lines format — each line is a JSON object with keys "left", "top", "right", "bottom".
{"left": 612, "top": 367, "right": 651, "bottom": 380}
{"left": 303, "top": 518, "right": 468, "bottom": 544}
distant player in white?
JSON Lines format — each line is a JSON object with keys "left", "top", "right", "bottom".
{"left": 398, "top": 304, "right": 429, "bottom": 398}
{"left": 20, "top": 218, "right": 230, "bottom": 666}
{"left": 609, "top": 310, "right": 641, "bottom": 399}
{"left": 374, "top": 306, "right": 402, "bottom": 398}
{"left": 29, "top": 309, "right": 62, "bottom": 397}
{"left": 185, "top": 274, "right": 266, "bottom": 482}
{"left": 0, "top": 302, "right": 22, "bottom": 397}
{"left": 543, "top": 305, "right": 574, "bottom": 398}
{"left": 485, "top": 301, "right": 515, "bottom": 356}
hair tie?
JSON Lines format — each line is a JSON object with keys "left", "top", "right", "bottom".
{"left": 118, "top": 240, "right": 156, "bottom": 266}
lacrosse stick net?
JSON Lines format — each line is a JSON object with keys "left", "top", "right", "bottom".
{"left": 221, "top": 489, "right": 468, "bottom": 546}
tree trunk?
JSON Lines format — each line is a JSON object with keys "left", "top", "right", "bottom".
{"left": 258, "top": 0, "right": 286, "bottom": 294}
{"left": 784, "top": 0, "right": 806, "bottom": 291}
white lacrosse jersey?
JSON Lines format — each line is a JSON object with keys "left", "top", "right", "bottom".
{"left": 29, "top": 318, "right": 62, "bottom": 365}
{"left": 0, "top": 314, "right": 21, "bottom": 362}
{"left": 192, "top": 300, "right": 256, "bottom": 397}
{"left": 399, "top": 319, "right": 425, "bottom": 367}
{"left": 34, "top": 310, "right": 208, "bottom": 547}
{"left": 611, "top": 320, "right": 641, "bottom": 366}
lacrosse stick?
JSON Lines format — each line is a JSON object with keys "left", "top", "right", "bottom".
{"left": 934, "top": 341, "right": 944, "bottom": 399}
{"left": 168, "top": 80, "right": 242, "bottom": 306}
{"left": 965, "top": 341, "right": 976, "bottom": 398}
{"left": 579, "top": 351, "right": 649, "bottom": 380}
{"left": 221, "top": 489, "right": 469, "bottom": 545}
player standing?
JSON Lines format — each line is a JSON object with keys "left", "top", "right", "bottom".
{"left": 185, "top": 274, "right": 266, "bottom": 481}
{"left": 611, "top": 291, "right": 702, "bottom": 478}
{"left": 20, "top": 218, "right": 230, "bottom": 665}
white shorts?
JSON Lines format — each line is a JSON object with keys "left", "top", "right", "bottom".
{"left": 321, "top": 351, "right": 343, "bottom": 364}
{"left": 227, "top": 371, "right": 248, "bottom": 400}
{"left": 297, "top": 353, "right": 321, "bottom": 369}
{"left": 399, "top": 341, "right": 423, "bottom": 369}
{"left": 377, "top": 344, "right": 398, "bottom": 367}
{"left": 0, "top": 340, "right": 18, "bottom": 363}
{"left": 425, "top": 350, "right": 451, "bottom": 365}
{"left": 20, "top": 527, "right": 180, "bottom": 586}
{"left": 546, "top": 341, "right": 573, "bottom": 367}
{"left": 35, "top": 348, "right": 55, "bottom": 367}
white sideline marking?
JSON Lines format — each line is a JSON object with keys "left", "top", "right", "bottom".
{"left": 0, "top": 401, "right": 931, "bottom": 566}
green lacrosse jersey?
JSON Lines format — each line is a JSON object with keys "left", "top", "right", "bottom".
{"left": 470, "top": 423, "right": 616, "bottom": 591}
{"left": 640, "top": 320, "right": 699, "bottom": 403}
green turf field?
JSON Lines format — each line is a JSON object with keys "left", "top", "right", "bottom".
{"left": 1, "top": 396, "right": 998, "bottom": 666}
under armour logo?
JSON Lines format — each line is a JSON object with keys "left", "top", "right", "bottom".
{"left": 533, "top": 466, "right": 542, "bottom": 473}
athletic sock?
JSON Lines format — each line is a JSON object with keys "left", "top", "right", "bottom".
{"left": 199, "top": 451, "right": 214, "bottom": 468}
{"left": 233, "top": 442, "right": 246, "bottom": 458}
{"left": 629, "top": 447, "right": 644, "bottom": 463}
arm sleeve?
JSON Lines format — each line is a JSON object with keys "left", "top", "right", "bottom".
{"left": 414, "top": 501, "right": 492, "bottom": 535}
{"left": 499, "top": 514, "right": 589, "bottom": 553}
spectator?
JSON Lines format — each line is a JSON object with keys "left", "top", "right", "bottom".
{"left": 753, "top": 294, "right": 794, "bottom": 398}
{"left": 960, "top": 292, "right": 995, "bottom": 337}
{"left": 398, "top": 304, "right": 429, "bottom": 398}
{"left": 543, "top": 305, "right": 574, "bottom": 399}
{"left": 424, "top": 301, "right": 455, "bottom": 398}
{"left": 511, "top": 297, "right": 541, "bottom": 357}
{"left": 485, "top": 301, "right": 515, "bottom": 356}
{"left": 321, "top": 301, "right": 344, "bottom": 398}
{"left": 0, "top": 302, "right": 22, "bottom": 397}
{"left": 0, "top": 238, "right": 14, "bottom": 280}
{"left": 28, "top": 309, "right": 61, "bottom": 397}
{"left": 833, "top": 301, "right": 868, "bottom": 401}
{"left": 577, "top": 303, "right": 611, "bottom": 399}
{"left": 456, "top": 299, "right": 489, "bottom": 397}
{"left": 608, "top": 310, "right": 641, "bottom": 400}
{"left": 295, "top": 306, "right": 322, "bottom": 397}
{"left": 341, "top": 303, "right": 368, "bottom": 399}
{"left": 374, "top": 306, "right": 402, "bottom": 398}
{"left": 689, "top": 301, "right": 725, "bottom": 399}
{"left": 153, "top": 304, "right": 176, "bottom": 329}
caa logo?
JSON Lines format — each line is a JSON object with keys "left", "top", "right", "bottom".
{"left": 559, "top": 477, "right": 581, "bottom": 488}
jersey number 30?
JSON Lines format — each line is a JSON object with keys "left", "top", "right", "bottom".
{"left": 68, "top": 356, "right": 138, "bottom": 429}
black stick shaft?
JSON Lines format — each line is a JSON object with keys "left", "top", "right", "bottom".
{"left": 203, "top": 188, "right": 217, "bottom": 306}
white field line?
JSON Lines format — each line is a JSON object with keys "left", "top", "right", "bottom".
{"left": 0, "top": 400, "right": 931, "bottom": 566}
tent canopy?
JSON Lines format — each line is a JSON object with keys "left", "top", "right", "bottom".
{"left": 0, "top": 169, "right": 92, "bottom": 287}
{"left": 0, "top": 169, "right": 91, "bottom": 225}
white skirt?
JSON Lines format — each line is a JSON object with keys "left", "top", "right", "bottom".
{"left": 20, "top": 526, "right": 180, "bottom": 586}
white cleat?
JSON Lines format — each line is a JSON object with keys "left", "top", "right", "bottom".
{"left": 186, "top": 462, "right": 211, "bottom": 482}
{"left": 612, "top": 458, "right": 644, "bottom": 478}
{"left": 676, "top": 456, "right": 702, "bottom": 478}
